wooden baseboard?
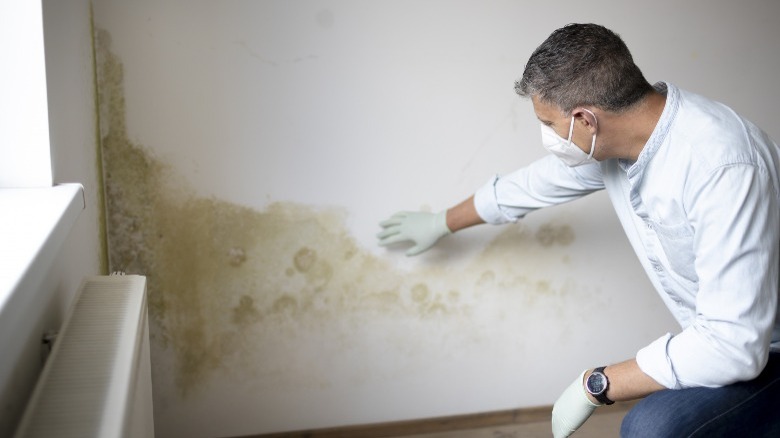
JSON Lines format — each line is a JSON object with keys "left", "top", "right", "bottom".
{"left": 235, "top": 401, "right": 636, "bottom": 438}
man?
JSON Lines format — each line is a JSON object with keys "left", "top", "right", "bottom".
{"left": 377, "top": 23, "right": 780, "bottom": 437}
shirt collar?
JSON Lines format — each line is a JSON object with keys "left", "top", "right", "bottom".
{"left": 622, "top": 82, "right": 679, "bottom": 177}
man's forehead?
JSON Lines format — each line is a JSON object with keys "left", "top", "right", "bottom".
{"left": 531, "top": 96, "right": 565, "bottom": 123}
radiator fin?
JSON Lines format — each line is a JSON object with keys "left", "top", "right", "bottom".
{"left": 14, "top": 275, "right": 151, "bottom": 438}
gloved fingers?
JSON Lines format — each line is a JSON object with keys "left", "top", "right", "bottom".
{"left": 377, "top": 211, "right": 447, "bottom": 256}
{"left": 375, "top": 227, "right": 402, "bottom": 240}
{"left": 378, "top": 212, "right": 410, "bottom": 228}
{"left": 405, "top": 243, "right": 433, "bottom": 257}
{"left": 377, "top": 233, "right": 412, "bottom": 247}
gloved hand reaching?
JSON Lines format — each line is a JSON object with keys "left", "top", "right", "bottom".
{"left": 551, "top": 370, "right": 601, "bottom": 438}
{"left": 376, "top": 210, "right": 451, "bottom": 256}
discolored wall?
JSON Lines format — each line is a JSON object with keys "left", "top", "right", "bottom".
{"left": 96, "top": 24, "right": 613, "bottom": 417}
{"left": 90, "top": 1, "right": 780, "bottom": 437}
{"left": 92, "top": 22, "right": 659, "bottom": 437}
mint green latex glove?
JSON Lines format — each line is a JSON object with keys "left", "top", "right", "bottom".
{"left": 376, "top": 211, "right": 451, "bottom": 256}
{"left": 552, "top": 370, "right": 601, "bottom": 438}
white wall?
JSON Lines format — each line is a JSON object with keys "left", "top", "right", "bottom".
{"left": 44, "top": 0, "right": 107, "bottom": 301}
{"left": 0, "top": 1, "right": 104, "bottom": 435}
{"left": 91, "top": 1, "right": 780, "bottom": 437}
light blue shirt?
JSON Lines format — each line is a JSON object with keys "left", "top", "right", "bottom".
{"left": 474, "top": 83, "right": 780, "bottom": 389}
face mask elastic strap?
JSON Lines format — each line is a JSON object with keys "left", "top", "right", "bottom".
{"left": 566, "top": 116, "right": 576, "bottom": 148}
{"left": 581, "top": 108, "right": 598, "bottom": 159}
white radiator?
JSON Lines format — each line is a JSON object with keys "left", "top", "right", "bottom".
{"left": 14, "top": 275, "right": 154, "bottom": 438}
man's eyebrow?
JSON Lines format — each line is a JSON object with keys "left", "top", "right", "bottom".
{"left": 538, "top": 118, "right": 554, "bottom": 126}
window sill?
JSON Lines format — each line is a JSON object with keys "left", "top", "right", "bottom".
{"left": 0, "top": 183, "right": 84, "bottom": 315}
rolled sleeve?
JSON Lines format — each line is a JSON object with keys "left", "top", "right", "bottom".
{"left": 474, "top": 175, "right": 515, "bottom": 224}
{"left": 472, "top": 155, "right": 605, "bottom": 225}
{"left": 636, "top": 333, "right": 680, "bottom": 389}
{"left": 637, "top": 322, "right": 770, "bottom": 390}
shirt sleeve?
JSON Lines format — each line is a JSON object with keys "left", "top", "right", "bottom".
{"left": 473, "top": 155, "right": 605, "bottom": 224}
{"left": 636, "top": 163, "right": 779, "bottom": 389}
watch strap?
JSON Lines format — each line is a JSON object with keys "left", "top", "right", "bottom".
{"left": 590, "top": 366, "right": 615, "bottom": 405}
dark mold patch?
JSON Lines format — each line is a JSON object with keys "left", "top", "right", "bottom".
{"left": 535, "top": 223, "right": 575, "bottom": 247}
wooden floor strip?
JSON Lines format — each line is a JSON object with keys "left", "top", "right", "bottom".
{"left": 235, "top": 402, "right": 635, "bottom": 438}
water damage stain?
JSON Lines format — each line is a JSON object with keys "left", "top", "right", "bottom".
{"left": 95, "top": 28, "right": 584, "bottom": 398}
{"left": 535, "top": 223, "right": 575, "bottom": 247}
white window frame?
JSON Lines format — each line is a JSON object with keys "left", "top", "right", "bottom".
{"left": 0, "top": 0, "right": 52, "bottom": 188}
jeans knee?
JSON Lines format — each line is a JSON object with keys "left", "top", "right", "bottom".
{"left": 620, "top": 399, "right": 680, "bottom": 438}
{"left": 620, "top": 404, "right": 649, "bottom": 437}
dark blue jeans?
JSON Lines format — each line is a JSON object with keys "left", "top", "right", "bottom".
{"left": 621, "top": 352, "right": 780, "bottom": 437}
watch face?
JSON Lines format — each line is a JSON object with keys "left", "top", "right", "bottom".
{"left": 588, "top": 373, "right": 607, "bottom": 395}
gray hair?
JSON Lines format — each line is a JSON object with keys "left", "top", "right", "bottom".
{"left": 516, "top": 23, "right": 653, "bottom": 114}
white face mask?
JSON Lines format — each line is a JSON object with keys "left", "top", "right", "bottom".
{"left": 540, "top": 110, "right": 598, "bottom": 167}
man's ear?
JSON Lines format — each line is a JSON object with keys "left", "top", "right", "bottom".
{"left": 572, "top": 107, "right": 598, "bottom": 133}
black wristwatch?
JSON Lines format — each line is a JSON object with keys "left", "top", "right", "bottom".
{"left": 585, "top": 366, "right": 615, "bottom": 405}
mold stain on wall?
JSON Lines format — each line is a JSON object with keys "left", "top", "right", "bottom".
{"left": 95, "top": 28, "right": 596, "bottom": 400}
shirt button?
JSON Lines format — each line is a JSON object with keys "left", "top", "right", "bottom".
{"left": 654, "top": 265, "right": 663, "bottom": 272}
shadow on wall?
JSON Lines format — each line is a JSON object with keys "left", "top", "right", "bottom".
{"left": 95, "top": 27, "right": 590, "bottom": 401}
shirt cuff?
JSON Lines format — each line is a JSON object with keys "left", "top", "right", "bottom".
{"left": 636, "top": 333, "right": 682, "bottom": 390}
{"left": 473, "top": 175, "right": 516, "bottom": 225}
